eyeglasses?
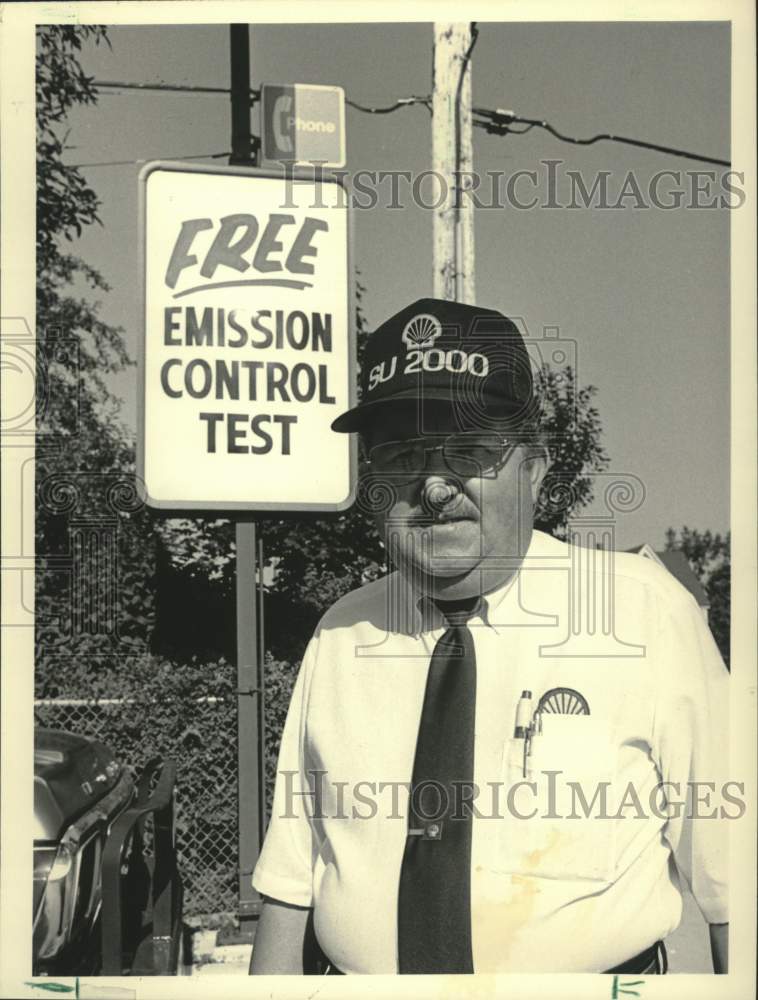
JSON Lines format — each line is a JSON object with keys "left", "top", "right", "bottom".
{"left": 366, "top": 434, "right": 518, "bottom": 477}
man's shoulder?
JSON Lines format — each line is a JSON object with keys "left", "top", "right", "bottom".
{"left": 610, "top": 547, "right": 699, "bottom": 609}
{"left": 316, "top": 573, "right": 397, "bottom": 633}
{"left": 531, "top": 530, "right": 699, "bottom": 610}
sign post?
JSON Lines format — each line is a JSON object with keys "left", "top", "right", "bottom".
{"left": 138, "top": 159, "right": 354, "bottom": 933}
{"left": 229, "top": 24, "right": 262, "bottom": 933}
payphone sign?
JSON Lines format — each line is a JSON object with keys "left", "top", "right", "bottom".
{"left": 262, "top": 84, "right": 345, "bottom": 168}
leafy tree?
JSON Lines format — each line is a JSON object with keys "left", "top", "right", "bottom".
{"left": 35, "top": 25, "right": 157, "bottom": 681}
{"left": 533, "top": 365, "right": 609, "bottom": 537}
{"left": 36, "top": 25, "right": 131, "bottom": 459}
{"left": 33, "top": 29, "right": 233, "bottom": 915}
{"left": 664, "top": 527, "right": 729, "bottom": 580}
{"left": 664, "top": 527, "right": 730, "bottom": 666}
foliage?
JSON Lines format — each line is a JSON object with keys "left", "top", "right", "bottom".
{"left": 664, "top": 527, "right": 730, "bottom": 666}
{"left": 664, "top": 526, "right": 730, "bottom": 580}
{"left": 35, "top": 25, "right": 155, "bottom": 656}
{"left": 533, "top": 364, "right": 609, "bottom": 537}
{"left": 36, "top": 25, "right": 131, "bottom": 459}
{"left": 34, "top": 24, "right": 239, "bottom": 919}
{"left": 37, "top": 28, "right": 107, "bottom": 289}
{"left": 34, "top": 26, "right": 168, "bottom": 838}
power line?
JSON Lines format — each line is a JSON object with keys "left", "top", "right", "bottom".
{"left": 346, "top": 95, "right": 431, "bottom": 114}
{"left": 80, "top": 82, "right": 732, "bottom": 169}
{"left": 454, "top": 23, "right": 479, "bottom": 177}
{"left": 94, "top": 79, "right": 258, "bottom": 97}
{"left": 95, "top": 80, "right": 431, "bottom": 113}
{"left": 473, "top": 107, "right": 731, "bottom": 167}
{"left": 70, "top": 151, "right": 230, "bottom": 169}
{"left": 67, "top": 87, "right": 433, "bottom": 166}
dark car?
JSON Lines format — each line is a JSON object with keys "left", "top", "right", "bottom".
{"left": 33, "top": 727, "right": 136, "bottom": 974}
{"left": 33, "top": 727, "right": 183, "bottom": 976}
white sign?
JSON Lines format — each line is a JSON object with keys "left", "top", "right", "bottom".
{"left": 138, "top": 163, "right": 354, "bottom": 511}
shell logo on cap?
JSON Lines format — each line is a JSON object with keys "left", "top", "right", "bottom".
{"left": 401, "top": 313, "right": 442, "bottom": 350}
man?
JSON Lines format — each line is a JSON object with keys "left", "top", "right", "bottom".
{"left": 250, "top": 298, "right": 729, "bottom": 975}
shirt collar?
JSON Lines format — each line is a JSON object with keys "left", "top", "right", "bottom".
{"left": 396, "top": 530, "right": 542, "bottom": 636}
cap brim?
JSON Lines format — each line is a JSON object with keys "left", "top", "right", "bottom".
{"left": 330, "top": 388, "right": 527, "bottom": 433}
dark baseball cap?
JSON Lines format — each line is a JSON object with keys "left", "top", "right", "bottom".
{"left": 331, "top": 297, "right": 537, "bottom": 433}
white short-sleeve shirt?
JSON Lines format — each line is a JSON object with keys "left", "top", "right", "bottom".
{"left": 253, "top": 530, "right": 730, "bottom": 973}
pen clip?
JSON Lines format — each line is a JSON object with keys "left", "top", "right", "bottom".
{"left": 521, "top": 710, "right": 544, "bottom": 777}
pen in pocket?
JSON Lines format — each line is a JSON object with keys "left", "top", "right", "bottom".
{"left": 513, "top": 690, "right": 533, "bottom": 778}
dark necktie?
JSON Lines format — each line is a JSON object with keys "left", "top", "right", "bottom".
{"left": 397, "top": 596, "right": 479, "bottom": 974}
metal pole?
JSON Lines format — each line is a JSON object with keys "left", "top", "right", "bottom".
{"left": 432, "top": 23, "right": 476, "bottom": 303}
{"left": 230, "top": 24, "right": 254, "bottom": 166}
{"left": 229, "top": 22, "right": 262, "bottom": 932}
{"left": 235, "top": 518, "right": 261, "bottom": 929}
{"left": 257, "top": 533, "right": 267, "bottom": 836}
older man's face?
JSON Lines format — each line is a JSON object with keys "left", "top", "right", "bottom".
{"left": 364, "top": 405, "right": 548, "bottom": 597}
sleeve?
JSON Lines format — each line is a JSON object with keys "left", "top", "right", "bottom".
{"left": 651, "top": 585, "right": 730, "bottom": 924}
{"left": 252, "top": 638, "right": 319, "bottom": 907}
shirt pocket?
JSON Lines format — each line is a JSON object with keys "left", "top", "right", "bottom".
{"left": 498, "top": 715, "right": 619, "bottom": 882}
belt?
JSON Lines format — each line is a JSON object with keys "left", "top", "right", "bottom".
{"left": 607, "top": 940, "right": 667, "bottom": 975}
{"left": 321, "top": 941, "right": 667, "bottom": 976}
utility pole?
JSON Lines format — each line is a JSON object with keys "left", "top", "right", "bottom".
{"left": 229, "top": 22, "right": 264, "bottom": 936}
{"left": 432, "top": 23, "right": 476, "bottom": 303}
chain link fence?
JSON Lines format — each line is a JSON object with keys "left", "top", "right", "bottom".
{"left": 35, "top": 693, "right": 239, "bottom": 918}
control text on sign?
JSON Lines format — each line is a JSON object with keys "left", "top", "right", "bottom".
{"left": 161, "top": 306, "right": 336, "bottom": 454}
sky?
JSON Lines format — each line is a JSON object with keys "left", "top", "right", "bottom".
{"left": 62, "top": 19, "right": 732, "bottom": 549}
